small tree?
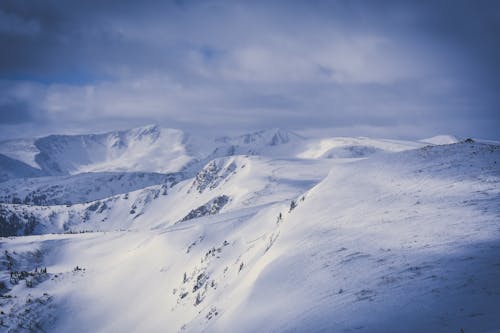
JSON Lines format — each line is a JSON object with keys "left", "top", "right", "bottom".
{"left": 194, "top": 293, "right": 203, "bottom": 306}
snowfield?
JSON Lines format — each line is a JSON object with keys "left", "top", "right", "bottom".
{"left": 0, "top": 126, "right": 499, "bottom": 333}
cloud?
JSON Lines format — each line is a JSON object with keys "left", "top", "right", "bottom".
{"left": 0, "top": 10, "right": 40, "bottom": 36}
{"left": 0, "top": 0, "right": 499, "bottom": 139}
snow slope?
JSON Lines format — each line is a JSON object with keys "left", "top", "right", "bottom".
{"left": 0, "top": 155, "right": 336, "bottom": 235}
{"left": 297, "top": 136, "right": 426, "bottom": 159}
{"left": 0, "top": 140, "right": 499, "bottom": 332}
{"left": 0, "top": 154, "right": 45, "bottom": 183}
{"left": 0, "top": 126, "right": 307, "bottom": 180}
{"left": 209, "top": 129, "right": 305, "bottom": 158}
{"left": 421, "top": 134, "right": 460, "bottom": 145}
{"left": 0, "top": 125, "right": 432, "bottom": 183}
{"left": 0, "top": 172, "right": 181, "bottom": 206}
{"left": 0, "top": 139, "right": 41, "bottom": 169}
{"left": 33, "top": 125, "right": 193, "bottom": 175}
{"left": 208, "top": 141, "right": 500, "bottom": 333}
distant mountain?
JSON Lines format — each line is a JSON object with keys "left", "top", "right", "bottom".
{"left": 210, "top": 128, "right": 304, "bottom": 158}
{"left": 0, "top": 153, "right": 45, "bottom": 182}
{"left": 0, "top": 125, "right": 196, "bottom": 178}
{"left": 33, "top": 124, "right": 194, "bottom": 175}
{"left": 1, "top": 125, "right": 458, "bottom": 184}
{"left": 215, "top": 128, "right": 302, "bottom": 146}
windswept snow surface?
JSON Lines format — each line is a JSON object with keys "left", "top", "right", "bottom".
{"left": 296, "top": 136, "right": 425, "bottom": 159}
{"left": 421, "top": 135, "right": 460, "bottom": 145}
{"left": 0, "top": 129, "right": 499, "bottom": 333}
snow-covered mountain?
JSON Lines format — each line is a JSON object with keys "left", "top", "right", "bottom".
{"left": 0, "top": 125, "right": 429, "bottom": 182}
{"left": 0, "top": 154, "right": 45, "bottom": 183}
{"left": 209, "top": 128, "right": 304, "bottom": 157}
{"left": 0, "top": 155, "right": 335, "bottom": 235}
{"left": 0, "top": 126, "right": 498, "bottom": 333}
{"left": 0, "top": 125, "right": 193, "bottom": 176}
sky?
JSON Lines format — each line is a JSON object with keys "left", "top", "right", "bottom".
{"left": 0, "top": 0, "right": 499, "bottom": 140}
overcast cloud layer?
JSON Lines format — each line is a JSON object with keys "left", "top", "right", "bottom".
{"left": 0, "top": 0, "right": 499, "bottom": 139}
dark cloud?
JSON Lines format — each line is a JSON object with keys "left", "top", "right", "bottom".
{"left": 0, "top": 0, "right": 499, "bottom": 139}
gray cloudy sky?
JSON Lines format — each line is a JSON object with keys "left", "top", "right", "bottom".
{"left": 0, "top": 0, "right": 499, "bottom": 139}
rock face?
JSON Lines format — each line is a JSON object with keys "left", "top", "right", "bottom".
{"left": 190, "top": 157, "right": 241, "bottom": 194}
{"left": 180, "top": 195, "right": 230, "bottom": 222}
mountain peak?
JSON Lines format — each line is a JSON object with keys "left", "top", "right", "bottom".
{"left": 216, "top": 128, "right": 302, "bottom": 147}
{"left": 126, "top": 124, "right": 162, "bottom": 142}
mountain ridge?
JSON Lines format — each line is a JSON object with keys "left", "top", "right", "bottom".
{"left": 0, "top": 127, "right": 498, "bottom": 332}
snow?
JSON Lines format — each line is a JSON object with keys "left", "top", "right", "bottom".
{"left": 296, "top": 136, "right": 425, "bottom": 159}
{"left": 209, "top": 142, "right": 500, "bottom": 332}
{"left": 0, "top": 138, "right": 40, "bottom": 169}
{"left": 0, "top": 172, "right": 179, "bottom": 205}
{"left": 0, "top": 155, "right": 336, "bottom": 235}
{"left": 0, "top": 125, "right": 435, "bottom": 184}
{"left": 0, "top": 127, "right": 499, "bottom": 333}
{"left": 420, "top": 135, "right": 460, "bottom": 145}
{"left": 0, "top": 154, "right": 44, "bottom": 183}
{"left": 34, "top": 125, "right": 193, "bottom": 175}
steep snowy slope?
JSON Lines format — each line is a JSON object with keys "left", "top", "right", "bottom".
{"left": 0, "top": 138, "right": 41, "bottom": 169}
{"left": 0, "top": 125, "right": 204, "bottom": 180}
{"left": 0, "top": 141, "right": 498, "bottom": 332}
{"left": 207, "top": 141, "right": 500, "bottom": 333}
{"left": 0, "top": 154, "right": 45, "bottom": 183}
{"left": 34, "top": 125, "right": 193, "bottom": 175}
{"left": 209, "top": 129, "right": 304, "bottom": 158}
{"left": 0, "top": 155, "right": 336, "bottom": 236}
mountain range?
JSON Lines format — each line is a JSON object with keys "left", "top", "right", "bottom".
{"left": 0, "top": 125, "right": 498, "bottom": 333}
